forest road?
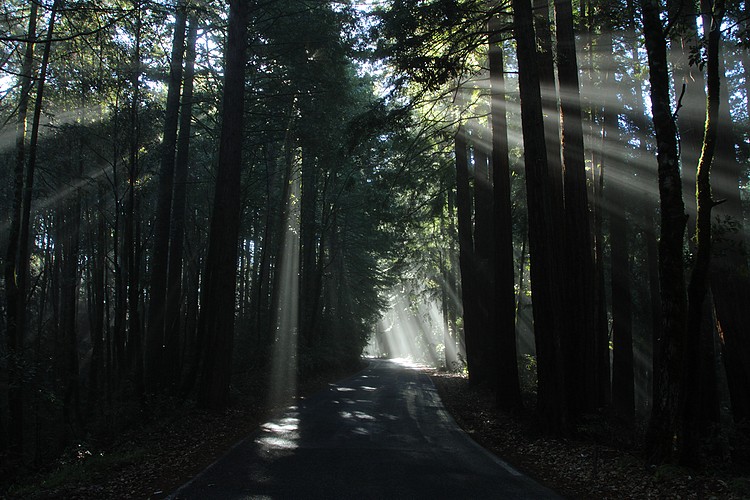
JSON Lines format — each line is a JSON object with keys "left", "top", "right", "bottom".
{"left": 169, "top": 358, "right": 562, "bottom": 499}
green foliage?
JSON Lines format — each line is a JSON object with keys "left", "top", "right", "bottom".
{"left": 372, "top": 0, "right": 499, "bottom": 91}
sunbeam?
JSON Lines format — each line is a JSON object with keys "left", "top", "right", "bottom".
{"left": 365, "top": 287, "right": 447, "bottom": 367}
{"left": 268, "top": 162, "right": 302, "bottom": 409}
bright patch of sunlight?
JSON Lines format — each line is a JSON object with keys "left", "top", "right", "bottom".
{"left": 389, "top": 357, "right": 428, "bottom": 370}
{"left": 256, "top": 412, "right": 300, "bottom": 451}
{"left": 364, "top": 288, "right": 450, "bottom": 367}
{"left": 268, "top": 163, "right": 302, "bottom": 409}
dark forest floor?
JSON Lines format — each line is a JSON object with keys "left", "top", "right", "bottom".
{"left": 1, "top": 363, "right": 365, "bottom": 500}
{"left": 4, "top": 361, "right": 750, "bottom": 499}
{"left": 429, "top": 369, "right": 750, "bottom": 500}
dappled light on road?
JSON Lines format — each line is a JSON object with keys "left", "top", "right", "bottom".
{"left": 256, "top": 410, "right": 301, "bottom": 452}
{"left": 172, "top": 359, "right": 560, "bottom": 499}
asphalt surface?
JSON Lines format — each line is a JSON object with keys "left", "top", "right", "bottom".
{"left": 170, "top": 359, "right": 562, "bottom": 499}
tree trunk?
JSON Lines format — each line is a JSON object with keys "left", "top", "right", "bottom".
{"left": 667, "top": 0, "right": 705, "bottom": 236}
{"left": 112, "top": 83, "right": 126, "bottom": 385}
{"left": 641, "top": 0, "right": 689, "bottom": 463}
{"left": 60, "top": 175, "right": 82, "bottom": 444}
{"left": 88, "top": 183, "right": 106, "bottom": 418}
{"left": 126, "top": 0, "right": 144, "bottom": 399}
{"left": 165, "top": 11, "right": 198, "bottom": 390}
{"left": 554, "top": 0, "right": 598, "bottom": 416}
{"left": 146, "top": 1, "right": 188, "bottom": 392}
{"left": 489, "top": 16, "right": 521, "bottom": 410}
{"left": 532, "top": 0, "right": 564, "bottom": 208}
{"left": 679, "top": 0, "right": 724, "bottom": 463}
{"left": 513, "top": 0, "right": 568, "bottom": 432}
{"left": 473, "top": 136, "right": 493, "bottom": 386}
{"left": 196, "top": 0, "right": 249, "bottom": 409}
{"left": 12, "top": 0, "right": 61, "bottom": 458}
{"left": 455, "top": 127, "right": 481, "bottom": 384}
{"left": 4, "top": 0, "right": 37, "bottom": 463}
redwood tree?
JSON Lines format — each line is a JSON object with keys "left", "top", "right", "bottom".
{"left": 513, "top": 0, "right": 568, "bottom": 432}
{"left": 489, "top": 15, "right": 522, "bottom": 411}
{"left": 196, "top": 0, "right": 249, "bottom": 409}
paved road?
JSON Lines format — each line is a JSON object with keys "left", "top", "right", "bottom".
{"left": 170, "top": 359, "right": 561, "bottom": 499}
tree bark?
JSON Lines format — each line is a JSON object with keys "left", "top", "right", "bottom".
{"left": 513, "top": 0, "right": 568, "bottom": 432}
{"left": 4, "top": 0, "right": 37, "bottom": 462}
{"left": 196, "top": 0, "right": 249, "bottom": 409}
{"left": 146, "top": 1, "right": 188, "bottom": 392}
{"left": 667, "top": 0, "right": 705, "bottom": 236}
{"left": 14, "top": 0, "right": 62, "bottom": 456}
{"left": 679, "top": 0, "right": 724, "bottom": 463}
{"left": 532, "top": 0, "right": 564, "bottom": 210}
{"left": 165, "top": 11, "right": 198, "bottom": 390}
{"left": 554, "top": 0, "right": 598, "bottom": 416}
{"left": 473, "top": 136, "right": 493, "bottom": 386}
{"left": 59, "top": 145, "right": 83, "bottom": 443}
{"left": 88, "top": 182, "right": 106, "bottom": 417}
{"left": 489, "top": 16, "right": 521, "bottom": 410}
{"left": 641, "top": 0, "right": 689, "bottom": 463}
{"left": 455, "top": 127, "right": 481, "bottom": 384}
{"left": 125, "top": 0, "right": 144, "bottom": 399}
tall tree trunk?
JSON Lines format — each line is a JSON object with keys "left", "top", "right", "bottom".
{"left": 111, "top": 82, "right": 126, "bottom": 394}
{"left": 4, "top": 0, "right": 37, "bottom": 463}
{"left": 447, "top": 184, "right": 461, "bottom": 360}
{"left": 14, "top": 0, "right": 61, "bottom": 458}
{"left": 126, "top": 0, "right": 144, "bottom": 399}
{"left": 473, "top": 136, "right": 493, "bottom": 386}
{"left": 455, "top": 127, "right": 481, "bottom": 384}
{"left": 165, "top": 11, "right": 198, "bottom": 390}
{"left": 641, "top": 0, "right": 689, "bottom": 464}
{"left": 532, "top": 0, "right": 564, "bottom": 209}
{"left": 667, "top": 0, "right": 705, "bottom": 236}
{"left": 146, "top": 1, "right": 188, "bottom": 392}
{"left": 554, "top": 0, "right": 598, "bottom": 416}
{"left": 60, "top": 143, "right": 84, "bottom": 443}
{"left": 489, "top": 16, "right": 521, "bottom": 410}
{"left": 88, "top": 182, "right": 106, "bottom": 417}
{"left": 679, "top": 0, "right": 724, "bottom": 463}
{"left": 196, "top": 0, "right": 249, "bottom": 409}
{"left": 513, "top": 0, "right": 567, "bottom": 432}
